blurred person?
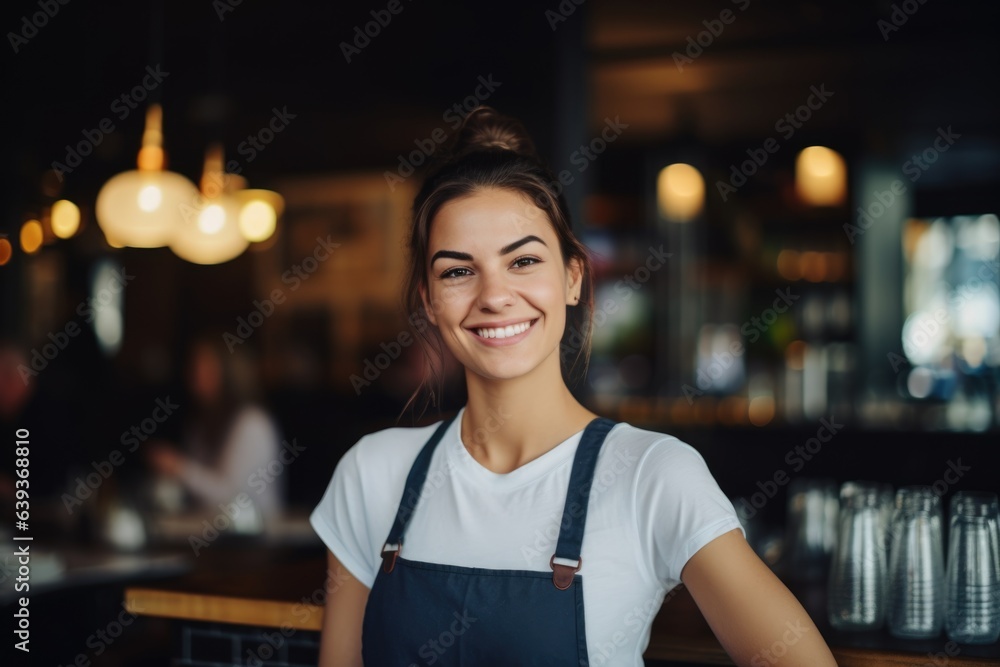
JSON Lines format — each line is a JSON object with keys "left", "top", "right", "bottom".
{"left": 309, "top": 108, "right": 836, "bottom": 666}
{"left": 146, "top": 335, "right": 284, "bottom": 525}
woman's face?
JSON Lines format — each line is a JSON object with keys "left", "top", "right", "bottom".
{"left": 420, "top": 187, "right": 582, "bottom": 383}
{"left": 188, "top": 343, "right": 223, "bottom": 403}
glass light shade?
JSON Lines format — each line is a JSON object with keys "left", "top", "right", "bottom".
{"left": 236, "top": 189, "right": 284, "bottom": 242}
{"left": 657, "top": 163, "right": 704, "bottom": 222}
{"left": 796, "top": 146, "right": 847, "bottom": 206}
{"left": 170, "top": 194, "right": 249, "bottom": 264}
{"left": 95, "top": 106, "right": 198, "bottom": 248}
{"left": 96, "top": 170, "right": 199, "bottom": 248}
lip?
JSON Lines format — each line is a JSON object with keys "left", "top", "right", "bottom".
{"left": 466, "top": 317, "right": 539, "bottom": 347}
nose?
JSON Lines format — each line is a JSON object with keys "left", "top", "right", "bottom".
{"left": 475, "top": 268, "right": 516, "bottom": 312}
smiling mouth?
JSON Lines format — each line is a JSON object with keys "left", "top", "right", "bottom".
{"left": 471, "top": 318, "right": 538, "bottom": 339}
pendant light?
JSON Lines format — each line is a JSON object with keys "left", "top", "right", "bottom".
{"left": 795, "top": 146, "right": 847, "bottom": 207}
{"left": 95, "top": 104, "right": 199, "bottom": 247}
{"left": 169, "top": 144, "right": 249, "bottom": 264}
{"left": 657, "top": 163, "right": 705, "bottom": 223}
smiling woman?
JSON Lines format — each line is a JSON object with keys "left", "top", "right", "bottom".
{"left": 308, "top": 106, "right": 838, "bottom": 666}
{"left": 421, "top": 190, "right": 581, "bottom": 379}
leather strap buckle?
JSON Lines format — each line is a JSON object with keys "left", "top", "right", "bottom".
{"left": 550, "top": 554, "right": 581, "bottom": 590}
{"left": 380, "top": 543, "right": 400, "bottom": 574}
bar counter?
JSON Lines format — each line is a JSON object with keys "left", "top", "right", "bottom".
{"left": 124, "top": 541, "right": 1000, "bottom": 666}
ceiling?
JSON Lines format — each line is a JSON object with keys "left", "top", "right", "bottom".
{"left": 3, "top": 0, "right": 998, "bottom": 230}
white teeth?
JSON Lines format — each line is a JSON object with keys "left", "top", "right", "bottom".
{"left": 476, "top": 320, "right": 532, "bottom": 339}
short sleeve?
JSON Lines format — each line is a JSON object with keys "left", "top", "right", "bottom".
{"left": 309, "top": 436, "right": 376, "bottom": 588}
{"left": 633, "top": 438, "right": 744, "bottom": 586}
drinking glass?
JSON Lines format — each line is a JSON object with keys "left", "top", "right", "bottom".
{"left": 828, "top": 481, "right": 886, "bottom": 630}
{"left": 945, "top": 491, "right": 1000, "bottom": 644}
{"left": 786, "top": 478, "right": 838, "bottom": 580}
{"left": 886, "top": 486, "right": 944, "bottom": 638}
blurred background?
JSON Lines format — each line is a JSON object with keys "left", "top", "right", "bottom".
{"left": 1, "top": 0, "right": 999, "bottom": 664}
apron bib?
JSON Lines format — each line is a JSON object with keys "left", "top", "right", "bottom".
{"left": 362, "top": 413, "right": 617, "bottom": 666}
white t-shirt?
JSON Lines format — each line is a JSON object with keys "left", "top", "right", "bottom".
{"left": 178, "top": 405, "right": 284, "bottom": 518}
{"left": 309, "top": 405, "right": 743, "bottom": 666}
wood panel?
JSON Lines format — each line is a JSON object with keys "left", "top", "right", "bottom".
{"left": 125, "top": 587, "right": 325, "bottom": 631}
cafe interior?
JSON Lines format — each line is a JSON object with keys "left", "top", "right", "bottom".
{"left": 1, "top": 0, "right": 998, "bottom": 664}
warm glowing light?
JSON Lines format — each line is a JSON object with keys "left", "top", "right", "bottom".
{"left": 170, "top": 196, "right": 248, "bottom": 265}
{"left": 777, "top": 249, "right": 801, "bottom": 280}
{"left": 800, "top": 251, "right": 828, "bottom": 282}
{"left": 795, "top": 146, "right": 846, "bottom": 206}
{"left": 237, "top": 189, "right": 284, "bottom": 242}
{"left": 0, "top": 238, "right": 12, "bottom": 265}
{"left": 198, "top": 204, "right": 226, "bottom": 234}
{"left": 239, "top": 201, "right": 276, "bottom": 241}
{"left": 168, "top": 144, "right": 248, "bottom": 264}
{"left": 748, "top": 395, "right": 776, "bottom": 426}
{"left": 137, "top": 185, "right": 163, "bottom": 212}
{"left": 20, "top": 220, "right": 43, "bottom": 254}
{"left": 95, "top": 105, "right": 199, "bottom": 248}
{"left": 657, "top": 163, "right": 704, "bottom": 222}
{"left": 51, "top": 200, "right": 81, "bottom": 238}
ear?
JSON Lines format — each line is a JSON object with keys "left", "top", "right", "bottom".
{"left": 419, "top": 283, "right": 438, "bottom": 326}
{"left": 565, "top": 256, "right": 584, "bottom": 305}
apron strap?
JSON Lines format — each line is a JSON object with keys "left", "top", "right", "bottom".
{"left": 551, "top": 417, "right": 617, "bottom": 590}
{"left": 380, "top": 414, "right": 457, "bottom": 573}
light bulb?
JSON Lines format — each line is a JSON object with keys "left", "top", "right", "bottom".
{"left": 137, "top": 185, "right": 163, "bottom": 212}
{"left": 198, "top": 204, "right": 226, "bottom": 234}
{"left": 795, "top": 146, "right": 846, "bottom": 207}
{"left": 657, "top": 163, "right": 704, "bottom": 222}
{"left": 51, "top": 200, "right": 81, "bottom": 238}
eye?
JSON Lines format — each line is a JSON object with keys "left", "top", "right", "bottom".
{"left": 512, "top": 256, "right": 540, "bottom": 269}
{"left": 440, "top": 267, "right": 472, "bottom": 279}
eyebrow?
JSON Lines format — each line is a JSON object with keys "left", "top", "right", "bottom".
{"left": 430, "top": 235, "right": 547, "bottom": 266}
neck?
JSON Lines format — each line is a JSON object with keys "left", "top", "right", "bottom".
{"left": 461, "top": 350, "right": 597, "bottom": 474}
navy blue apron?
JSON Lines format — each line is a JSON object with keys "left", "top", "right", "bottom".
{"left": 362, "top": 413, "right": 617, "bottom": 666}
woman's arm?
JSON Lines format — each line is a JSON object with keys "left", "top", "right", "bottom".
{"left": 681, "top": 528, "right": 838, "bottom": 667}
{"left": 173, "top": 407, "right": 280, "bottom": 507}
{"left": 317, "top": 548, "right": 370, "bottom": 667}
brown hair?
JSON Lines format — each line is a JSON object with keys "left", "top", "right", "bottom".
{"left": 400, "top": 106, "right": 595, "bottom": 419}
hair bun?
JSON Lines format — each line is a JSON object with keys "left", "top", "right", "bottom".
{"left": 450, "top": 106, "right": 538, "bottom": 160}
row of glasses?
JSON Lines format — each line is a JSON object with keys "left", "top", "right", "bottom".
{"left": 823, "top": 481, "right": 999, "bottom": 643}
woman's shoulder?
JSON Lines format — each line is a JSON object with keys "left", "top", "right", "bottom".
{"left": 606, "top": 421, "right": 706, "bottom": 464}
{"left": 601, "top": 420, "right": 718, "bottom": 489}
{"left": 343, "top": 417, "right": 451, "bottom": 473}
{"left": 225, "top": 404, "right": 281, "bottom": 448}
{"left": 229, "top": 403, "right": 279, "bottom": 431}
